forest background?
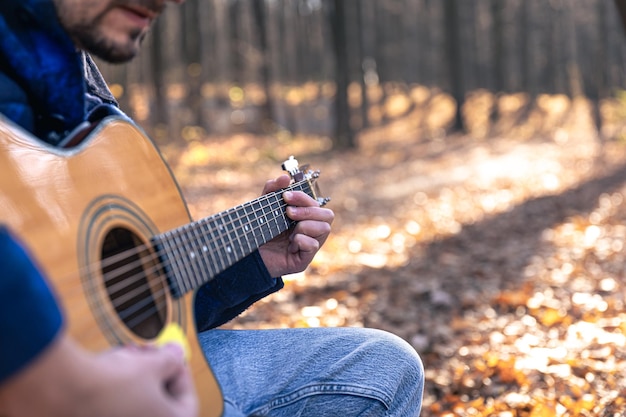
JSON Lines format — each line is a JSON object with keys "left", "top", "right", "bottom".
{"left": 98, "top": 1, "right": 626, "bottom": 416}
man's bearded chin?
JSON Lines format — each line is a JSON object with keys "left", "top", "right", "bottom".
{"left": 76, "top": 29, "right": 148, "bottom": 64}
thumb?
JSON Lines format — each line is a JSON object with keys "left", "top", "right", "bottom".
{"left": 151, "top": 343, "right": 186, "bottom": 381}
{"left": 152, "top": 344, "right": 198, "bottom": 415}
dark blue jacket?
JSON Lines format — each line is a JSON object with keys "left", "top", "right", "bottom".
{"left": 0, "top": 0, "right": 283, "bottom": 384}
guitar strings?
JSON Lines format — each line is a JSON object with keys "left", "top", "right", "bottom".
{"left": 57, "top": 187, "right": 294, "bottom": 297}
{"left": 49, "top": 181, "right": 310, "bottom": 335}
{"left": 50, "top": 192, "right": 295, "bottom": 342}
{"left": 98, "top": 180, "right": 304, "bottom": 275}
{"left": 56, "top": 179, "right": 301, "bottom": 289}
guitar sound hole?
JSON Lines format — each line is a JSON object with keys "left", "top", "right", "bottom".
{"left": 101, "top": 227, "right": 166, "bottom": 339}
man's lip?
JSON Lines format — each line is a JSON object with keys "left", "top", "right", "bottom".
{"left": 119, "top": 5, "right": 158, "bottom": 20}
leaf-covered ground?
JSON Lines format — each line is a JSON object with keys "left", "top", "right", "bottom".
{"left": 164, "top": 93, "right": 626, "bottom": 417}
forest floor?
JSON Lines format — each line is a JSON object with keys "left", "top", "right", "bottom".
{"left": 163, "top": 93, "right": 626, "bottom": 417}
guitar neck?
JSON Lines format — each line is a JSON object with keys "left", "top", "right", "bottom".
{"left": 153, "top": 180, "right": 313, "bottom": 298}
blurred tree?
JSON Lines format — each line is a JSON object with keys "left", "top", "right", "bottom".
{"left": 616, "top": 0, "right": 626, "bottom": 31}
{"left": 97, "top": 0, "right": 626, "bottom": 143}
{"left": 330, "top": 0, "right": 354, "bottom": 148}
{"left": 444, "top": 0, "right": 465, "bottom": 133}
{"left": 356, "top": 0, "right": 369, "bottom": 130}
{"left": 252, "top": 0, "right": 273, "bottom": 131}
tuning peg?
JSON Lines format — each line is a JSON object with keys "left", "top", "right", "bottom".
{"left": 281, "top": 156, "right": 300, "bottom": 177}
{"left": 318, "top": 197, "right": 331, "bottom": 207}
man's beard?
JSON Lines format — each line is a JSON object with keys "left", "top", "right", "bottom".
{"left": 73, "top": 26, "right": 147, "bottom": 64}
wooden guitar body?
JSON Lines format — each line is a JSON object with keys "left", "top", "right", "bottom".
{"left": 0, "top": 116, "right": 223, "bottom": 417}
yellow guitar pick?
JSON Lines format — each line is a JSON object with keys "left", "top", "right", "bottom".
{"left": 155, "top": 323, "right": 190, "bottom": 362}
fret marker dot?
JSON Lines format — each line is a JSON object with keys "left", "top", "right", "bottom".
{"left": 227, "top": 246, "right": 232, "bottom": 253}
{"left": 190, "top": 252, "right": 196, "bottom": 259}
{"left": 260, "top": 218, "right": 264, "bottom": 223}
{"left": 203, "top": 245, "right": 208, "bottom": 252}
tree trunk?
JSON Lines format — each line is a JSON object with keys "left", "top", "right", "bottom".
{"left": 331, "top": 0, "right": 355, "bottom": 149}
{"left": 252, "top": 0, "right": 273, "bottom": 132}
{"left": 444, "top": 0, "right": 464, "bottom": 133}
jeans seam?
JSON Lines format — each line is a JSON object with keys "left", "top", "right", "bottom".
{"left": 250, "top": 383, "right": 393, "bottom": 416}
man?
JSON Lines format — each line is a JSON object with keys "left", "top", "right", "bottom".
{"left": 0, "top": 0, "right": 424, "bottom": 416}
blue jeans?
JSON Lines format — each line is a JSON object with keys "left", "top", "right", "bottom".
{"left": 198, "top": 327, "right": 424, "bottom": 417}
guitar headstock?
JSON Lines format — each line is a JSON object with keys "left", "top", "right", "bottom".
{"left": 282, "top": 156, "right": 330, "bottom": 207}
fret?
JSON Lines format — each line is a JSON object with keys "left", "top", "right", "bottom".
{"left": 255, "top": 198, "right": 273, "bottom": 244}
{"left": 266, "top": 194, "right": 280, "bottom": 238}
{"left": 195, "top": 219, "right": 219, "bottom": 278}
{"left": 243, "top": 201, "right": 261, "bottom": 249}
{"left": 263, "top": 194, "right": 284, "bottom": 242}
{"left": 153, "top": 232, "right": 188, "bottom": 297}
{"left": 204, "top": 217, "right": 227, "bottom": 273}
{"left": 187, "top": 226, "right": 210, "bottom": 289}
{"left": 236, "top": 204, "right": 253, "bottom": 255}
{"left": 270, "top": 193, "right": 289, "bottom": 233}
{"left": 281, "top": 196, "right": 291, "bottom": 230}
{"left": 171, "top": 228, "right": 199, "bottom": 292}
{"left": 216, "top": 213, "right": 234, "bottom": 266}
{"left": 200, "top": 218, "right": 222, "bottom": 275}
{"left": 169, "top": 233, "right": 193, "bottom": 295}
{"left": 200, "top": 219, "right": 221, "bottom": 276}
{"left": 223, "top": 208, "right": 241, "bottom": 261}
{"left": 228, "top": 206, "right": 248, "bottom": 260}
{"left": 175, "top": 227, "right": 197, "bottom": 290}
{"left": 190, "top": 222, "right": 215, "bottom": 283}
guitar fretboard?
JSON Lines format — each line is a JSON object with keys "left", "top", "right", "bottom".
{"left": 153, "top": 180, "right": 313, "bottom": 297}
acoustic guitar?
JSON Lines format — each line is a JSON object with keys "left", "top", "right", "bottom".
{"left": 0, "top": 114, "right": 328, "bottom": 417}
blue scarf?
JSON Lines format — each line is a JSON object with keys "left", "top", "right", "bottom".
{"left": 0, "top": 0, "right": 85, "bottom": 142}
